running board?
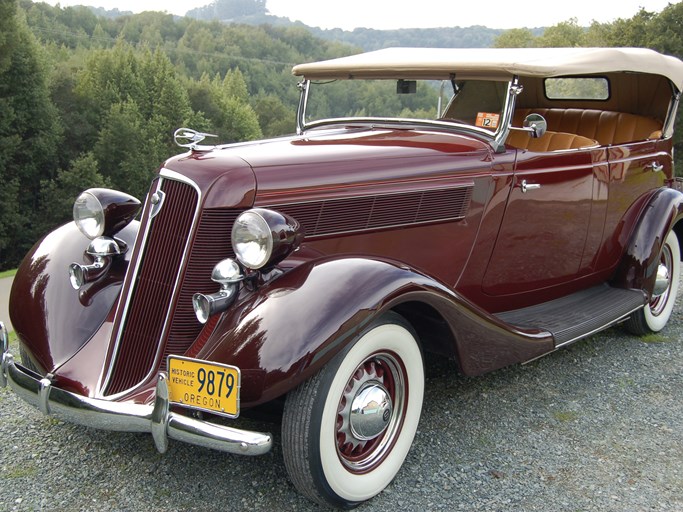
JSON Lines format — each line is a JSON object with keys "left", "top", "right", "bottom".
{"left": 496, "top": 284, "right": 647, "bottom": 347}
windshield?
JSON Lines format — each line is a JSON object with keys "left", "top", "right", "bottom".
{"left": 301, "top": 78, "right": 510, "bottom": 135}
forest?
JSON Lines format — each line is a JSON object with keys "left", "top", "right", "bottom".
{"left": 1, "top": 0, "right": 683, "bottom": 270}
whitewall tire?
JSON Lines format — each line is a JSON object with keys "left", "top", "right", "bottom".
{"left": 282, "top": 312, "right": 424, "bottom": 508}
{"left": 626, "top": 230, "right": 680, "bottom": 334}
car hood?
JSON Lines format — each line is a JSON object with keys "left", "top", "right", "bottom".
{"left": 164, "top": 126, "right": 492, "bottom": 207}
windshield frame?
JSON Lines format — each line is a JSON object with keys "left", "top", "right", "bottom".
{"left": 296, "top": 77, "right": 518, "bottom": 151}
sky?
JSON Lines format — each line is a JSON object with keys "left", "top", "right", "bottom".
{"left": 42, "top": 0, "right": 674, "bottom": 30}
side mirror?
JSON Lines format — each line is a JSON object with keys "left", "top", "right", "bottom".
{"left": 523, "top": 113, "right": 547, "bottom": 138}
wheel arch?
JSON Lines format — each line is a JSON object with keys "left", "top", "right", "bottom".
{"left": 673, "top": 215, "right": 683, "bottom": 262}
{"left": 391, "top": 301, "right": 460, "bottom": 360}
{"left": 194, "top": 257, "right": 553, "bottom": 408}
{"left": 612, "top": 187, "right": 683, "bottom": 295}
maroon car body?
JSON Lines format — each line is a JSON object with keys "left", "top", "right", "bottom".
{"left": 2, "top": 47, "right": 683, "bottom": 508}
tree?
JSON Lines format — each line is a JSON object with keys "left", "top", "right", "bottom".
{"left": 186, "top": 0, "right": 267, "bottom": 21}
{"left": 186, "top": 71, "right": 262, "bottom": 142}
{"left": 493, "top": 28, "right": 536, "bottom": 48}
{"left": 76, "top": 43, "right": 197, "bottom": 198}
{"left": 0, "top": 2, "right": 61, "bottom": 268}
{"left": 535, "top": 18, "right": 586, "bottom": 47}
{"left": 37, "top": 153, "right": 111, "bottom": 234}
{"left": 252, "top": 93, "right": 296, "bottom": 137}
{"left": 649, "top": 3, "right": 683, "bottom": 57}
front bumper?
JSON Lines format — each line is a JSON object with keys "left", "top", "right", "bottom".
{"left": 0, "top": 322, "right": 272, "bottom": 456}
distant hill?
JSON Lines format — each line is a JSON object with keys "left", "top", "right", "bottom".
{"left": 79, "top": 0, "right": 543, "bottom": 50}
{"left": 185, "top": 0, "right": 523, "bottom": 50}
{"left": 86, "top": 5, "right": 134, "bottom": 19}
{"left": 309, "top": 26, "right": 506, "bottom": 51}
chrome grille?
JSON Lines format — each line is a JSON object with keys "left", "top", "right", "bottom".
{"left": 105, "top": 177, "right": 237, "bottom": 396}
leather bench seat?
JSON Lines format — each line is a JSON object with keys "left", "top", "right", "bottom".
{"left": 506, "top": 129, "right": 598, "bottom": 151}
{"left": 513, "top": 108, "right": 662, "bottom": 145}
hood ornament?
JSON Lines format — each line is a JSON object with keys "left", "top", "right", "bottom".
{"left": 173, "top": 128, "right": 218, "bottom": 151}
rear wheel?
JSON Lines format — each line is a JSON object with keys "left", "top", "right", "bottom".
{"left": 282, "top": 312, "right": 424, "bottom": 508}
{"left": 625, "top": 230, "right": 680, "bottom": 334}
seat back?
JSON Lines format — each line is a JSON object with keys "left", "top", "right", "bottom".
{"left": 513, "top": 108, "right": 662, "bottom": 145}
{"left": 506, "top": 129, "right": 598, "bottom": 152}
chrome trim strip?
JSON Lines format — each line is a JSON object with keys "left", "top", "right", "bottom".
{"left": 301, "top": 116, "right": 497, "bottom": 140}
{"left": 101, "top": 170, "right": 203, "bottom": 399}
{"left": 1, "top": 350, "right": 272, "bottom": 456}
{"left": 271, "top": 216, "right": 470, "bottom": 240}
{"left": 553, "top": 305, "right": 645, "bottom": 349}
{"left": 265, "top": 182, "right": 475, "bottom": 207}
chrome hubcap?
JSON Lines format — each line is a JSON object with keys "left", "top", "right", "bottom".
{"left": 336, "top": 353, "right": 405, "bottom": 472}
{"left": 652, "top": 263, "right": 671, "bottom": 297}
{"left": 650, "top": 245, "right": 673, "bottom": 316}
{"left": 349, "top": 383, "right": 393, "bottom": 440}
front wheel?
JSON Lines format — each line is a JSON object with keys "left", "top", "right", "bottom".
{"left": 282, "top": 312, "right": 424, "bottom": 508}
{"left": 625, "top": 230, "right": 680, "bottom": 334}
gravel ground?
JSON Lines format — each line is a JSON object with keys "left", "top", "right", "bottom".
{"left": 1, "top": 279, "right": 681, "bottom": 512}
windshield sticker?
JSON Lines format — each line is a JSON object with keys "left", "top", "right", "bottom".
{"left": 476, "top": 112, "right": 500, "bottom": 129}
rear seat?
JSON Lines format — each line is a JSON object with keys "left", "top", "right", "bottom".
{"left": 513, "top": 108, "right": 662, "bottom": 145}
{"left": 506, "top": 129, "right": 598, "bottom": 151}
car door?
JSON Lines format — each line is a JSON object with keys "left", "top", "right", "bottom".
{"left": 596, "top": 139, "right": 671, "bottom": 269}
{"left": 482, "top": 146, "right": 608, "bottom": 296}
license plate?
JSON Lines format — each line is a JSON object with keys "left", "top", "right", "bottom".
{"left": 167, "top": 356, "right": 240, "bottom": 418}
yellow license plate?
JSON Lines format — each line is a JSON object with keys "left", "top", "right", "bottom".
{"left": 167, "top": 356, "right": 240, "bottom": 418}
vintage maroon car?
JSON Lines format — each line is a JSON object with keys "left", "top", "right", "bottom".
{"left": 2, "top": 47, "right": 683, "bottom": 507}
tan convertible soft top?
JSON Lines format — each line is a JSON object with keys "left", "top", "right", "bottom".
{"left": 292, "top": 47, "right": 683, "bottom": 91}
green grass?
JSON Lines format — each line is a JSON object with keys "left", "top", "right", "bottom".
{"left": 5, "top": 463, "right": 38, "bottom": 479}
{"left": 5, "top": 329, "right": 18, "bottom": 354}
{"left": 553, "top": 410, "right": 580, "bottom": 423}
{"left": 0, "top": 268, "right": 17, "bottom": 279}
{"left": 639, "top": 333, "right": 670, "bottom": 344}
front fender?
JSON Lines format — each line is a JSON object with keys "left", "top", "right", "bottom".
{"left": 192, "top": 257, "right": 553, "bottom": 407}
{"left": 612, "top": 187, "right": 683, "bottom": 295}
{"left": 9, "top": 221, "right": 139, "bottom": 372}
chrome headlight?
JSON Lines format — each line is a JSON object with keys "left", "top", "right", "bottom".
{"left": 231, "top": 208, "right": 302, "bottom": 270}
{"left": 73, "top": 188, "right": 141, "bottom": 240}
{"left": 73, "top": 191, "right": 105, "bottom": 239}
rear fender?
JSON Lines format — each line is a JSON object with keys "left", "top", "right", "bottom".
{"left": 612, "top": 187, "right": 683, "bottom": 295}
{"left": 192, "top": 257, "right": 554, "bottom": 407}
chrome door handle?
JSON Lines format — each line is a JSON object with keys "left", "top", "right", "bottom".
{"left": 648, "top": 161, "right": 664, "bottom": 173}
{"left": 520, "top": 179, "right": 541, "bottom": 193}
